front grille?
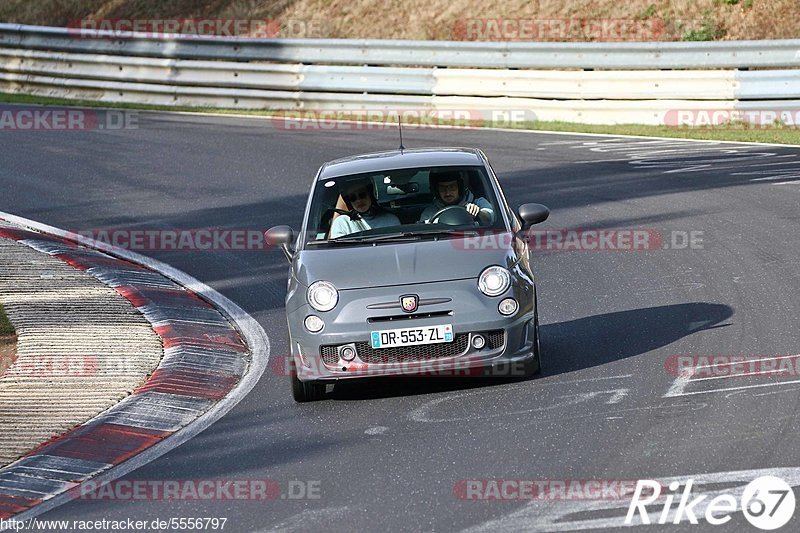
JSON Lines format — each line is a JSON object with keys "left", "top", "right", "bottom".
{"left": 368, "top": 310, "right": 453, "bottom": 323}
{"left": 320, "top": 329, "right": 505, "bottom": 366}
{"left": 486, "top": 329, "right": 505, "bottom": 350}
{"left": 320, "top": 345, "right": 340, "bottom": 365}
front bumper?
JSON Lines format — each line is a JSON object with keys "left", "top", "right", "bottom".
{"left": 286, "top": 278, "right": 536, "bottom": 382}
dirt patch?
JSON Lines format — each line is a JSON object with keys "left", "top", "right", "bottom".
{"left": 0, "top": 334, "right": 16, "bottom": 377}
{"left": 0, "top": 0, "right": 794, "bottom": 41}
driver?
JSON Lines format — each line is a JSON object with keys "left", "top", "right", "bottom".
{"left": 419, "top": 169, "right": 494, "bottom": 225}
{"left": 330, "top": 179, "right": 400, "bottom": 238}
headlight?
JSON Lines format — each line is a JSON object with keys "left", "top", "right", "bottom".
{"left": 307, "top": 281, "right": 338, "bottom": 312}
{"left": 498, "top": 298, "right": 518, "bottom": 316}
{"left": 478, "top": 266, "right": 511, "bottom": 297}
{"left": 304, "top": 315, "right": 325, "bottom": 333}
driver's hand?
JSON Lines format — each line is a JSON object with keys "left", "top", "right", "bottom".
{"left": 465, "top": 203, "right": 480, "bottom": 217}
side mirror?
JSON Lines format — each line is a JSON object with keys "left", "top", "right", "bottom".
{"left": 518, "top": 203, "right": 550, "bottom": 228}
{"left": 265, "top": 225, "right": 296, "bottom": 261}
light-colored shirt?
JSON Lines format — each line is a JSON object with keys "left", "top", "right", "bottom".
{"left": 419, "top": 191, "right": 495, "bottom": 225}
{"left": 330, "top": 210, "right": 401, "bottom": 238}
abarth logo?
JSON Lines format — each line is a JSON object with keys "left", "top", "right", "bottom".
{"left": 401, "top": 294, "right": 418, "bottom": 313}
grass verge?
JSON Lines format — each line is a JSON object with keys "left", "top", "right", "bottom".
{"left": 0, "top": 304, "right": 14, "bottom": 337}
{"left": 2, "top": 92, "right": 799, "bottom": 145}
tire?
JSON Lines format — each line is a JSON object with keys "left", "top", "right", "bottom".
{"left": 290, "top": 363, "right": 327, "bottom": 402}
{"left": 522, "top": 308, "right": 542, "bottom": 379}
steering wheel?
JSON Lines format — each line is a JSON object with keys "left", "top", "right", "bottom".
{"left": 429, "top": 205, "right": 477, "bottom": 226}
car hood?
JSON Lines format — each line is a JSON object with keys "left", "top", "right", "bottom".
{"left": 294, "top": 236, "right": 517, "bottom": 290}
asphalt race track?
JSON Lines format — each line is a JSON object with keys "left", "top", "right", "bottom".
{"left": 3, "top": 109, "right": 800, "bottom": 532}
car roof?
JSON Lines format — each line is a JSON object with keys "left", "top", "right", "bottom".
{"left": 318, "top": 148, "right": 484, "bottom": 179}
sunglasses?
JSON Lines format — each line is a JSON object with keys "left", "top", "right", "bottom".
{"left": 345, "top": 191, "right": 370, "bottom": 201}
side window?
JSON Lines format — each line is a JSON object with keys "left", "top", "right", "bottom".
{"left": 465, "top": 170, "right": 486, "bottom": 198}
{"left": 414, "top": 170, "right": 431, "bottom": 194}
{"left": 315, "top": 186, "right": 343, "bottom": 240}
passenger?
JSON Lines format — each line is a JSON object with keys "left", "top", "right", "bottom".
{"left": 329, "top": 179, "right": 400, "bottom": 238}
{"left": 419, "top": 169, "right": 494, "bottom": 225}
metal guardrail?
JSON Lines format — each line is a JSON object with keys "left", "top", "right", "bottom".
{"left": 1, "top": 23, "right": 800, "bottom": 69}
{"left": 0, "top": 47, "right": 757, "bottom": 99}
{"left": 0, "top": 23, "right": 799, "bottom": 125}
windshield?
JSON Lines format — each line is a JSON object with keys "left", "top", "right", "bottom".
{"left": 302, "top": 165, "right": 505, "bottom": 247}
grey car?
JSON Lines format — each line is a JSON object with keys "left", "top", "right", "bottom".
{"left": 267, "top": 148, "right": 550, "bottom": 402}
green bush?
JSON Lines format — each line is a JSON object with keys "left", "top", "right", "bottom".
{"left": 639, "top": 5, "right": 658, "bottom": 19}
{"left": 682, "top": 13, "right": 726, "bottom": 41}
{"left": 0, "top": 304, "right": 14, "bottom": 337}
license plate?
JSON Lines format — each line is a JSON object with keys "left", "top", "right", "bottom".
{"left": 371, "top": 324, "right": 454, "bottom": 349}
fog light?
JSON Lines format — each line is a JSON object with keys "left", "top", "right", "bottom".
{"left": 304, "top": 315, "right": 324, "bottom": 333}
{"left": 472, "top": 335, "right": 486, "bottom": 350}
{"left": 498, "top": 298, "right": 518, "bottom": 316}
{"left": 339, "top": 345, "right": 356, "bottom": 361}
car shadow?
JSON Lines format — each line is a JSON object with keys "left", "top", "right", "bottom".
{"left": 328, "top": 302, "right": 733, "bottom": 401}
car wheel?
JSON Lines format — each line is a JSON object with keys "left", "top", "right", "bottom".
{"left": 290, "top": 363, "right": 327, "bottom": 402}
{"left": 523, "top": 308, "right": 542, "bottom": 378}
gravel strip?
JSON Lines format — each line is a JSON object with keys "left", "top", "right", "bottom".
{"left": 0, "top": 237, "right": 163, "bottom": 466}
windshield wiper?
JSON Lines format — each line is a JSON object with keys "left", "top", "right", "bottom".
{"left": 410, "top": 228, "right": 480, "bottom": 238}
{"left": 341, "top": 229, "right": 481, "bottom": 242}
{"left": 308, "top": 228, "right": 480, "bottom": 246}
{"left": 333, "top": 232, "right": 421, "bottom": 243}
{"left": 306, "top": 232, "right": 418, "bottom": 246}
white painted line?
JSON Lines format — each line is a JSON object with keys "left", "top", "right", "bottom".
{"left": 663, "top": 370, "right": 694, "bottom": 398}
{"left": 536, "top": 374, "right": 633, "bottom": 385}
{"left": 693, "top": 353, "right": 800, "bottom": 370}
{"left": 689, "top": 368, "right": 792, "bottom": 382}
{"left": 0, "top": 210, "right": 270, "bottom": 523}
{"left": 604, "top": 146, "right": 730, "bottom": 155}
{"left": 735, "top": 156, "right": 800, "bottom": 168}
{"left": 263, "top": 506, "right": 351, "bottom": 532}
{"left": 772, "top": 179, "right": 800, "bottom": 185}
{"left": 750, "top": 175, "right": 799, "bottom": 181}
{"left": 574, "top": 158, "right": 636, "bottom": 164}
{"left": 665, "top": 378, "right": 800, "bottom": 397}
